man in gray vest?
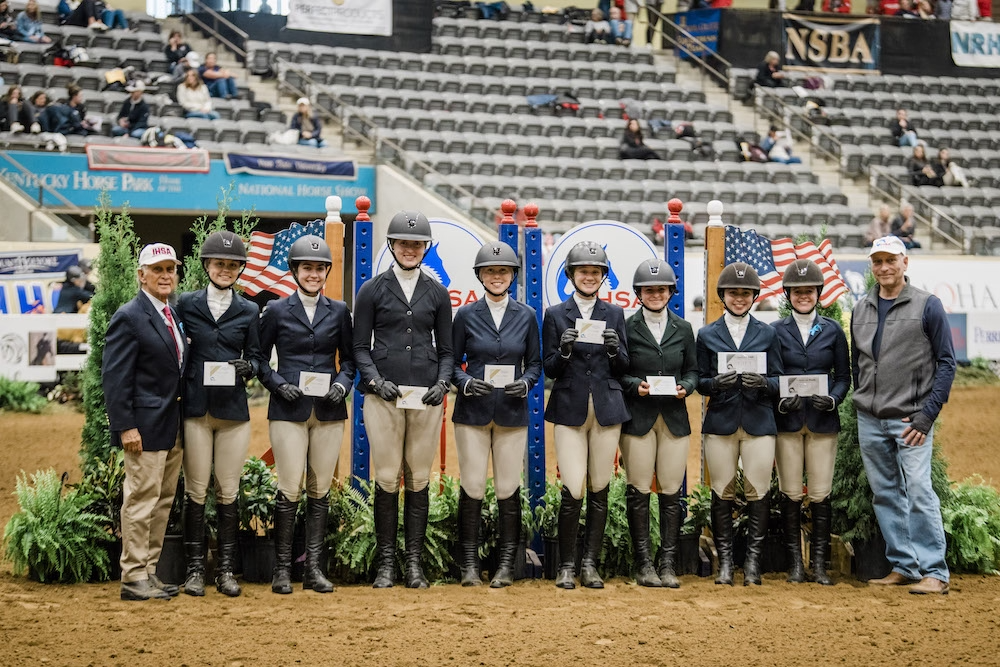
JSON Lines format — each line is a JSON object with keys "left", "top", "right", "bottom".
{"left": 851, "top": 236, "right": 955, "bottom": 595}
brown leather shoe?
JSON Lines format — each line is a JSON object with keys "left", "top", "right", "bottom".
{"left": 868, "top": 571, "right": 920, "bottom": 586}
{"left": 909, "top": 577, "right": 949, "bottom": 595}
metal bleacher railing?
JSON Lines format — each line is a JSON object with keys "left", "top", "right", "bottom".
{"left": 182, "top": 0, "right": 249, "bottom": 61}
{"left": 0, "top": 152, "right": 90, "bottom": 241}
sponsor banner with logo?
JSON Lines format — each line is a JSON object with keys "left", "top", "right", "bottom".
{"left": 675, "top": 9, "right": 720, "bottom": 61}
{"left": 0, "top": 249, "right": 82, "bottom": 278}
{"left": 287, "top": 0, "right": 392, "bottom": 36}
{"left": 0, "top": 151, "right": 375, "bottom": 215}
{"left": 950, "top": 20, "right": 1000, "bottom": 68}
{"left": 86, "top": 145, "right": 210, "bottom": 173}
{"left": 966, "top": 313, "right": 1000, "bottom": 359}
{"left": 374, "top": 219, "right": 488, "bottom": 311}
{"left": 0, "top": 314, "right": 89, "bottom": 382}
{"left": 224, "top": 152, "right": 357, "bottom": 180}
{"left": 782, "top": 14, "right": 880, "bottom": 74}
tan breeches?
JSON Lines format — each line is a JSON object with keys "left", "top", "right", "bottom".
{"left": 454, "top": 422, "right": 526, "bottom": 500}
{"left": 704, "top": 428, "right": 776, "bottom": 501}
{"left": 775, "top": 426, "right": 838, "bottom": 502}
{"left": 269, "top": 409, "right": 345, "bottom": 502}
{"left": 620, "top": 415, "right": 690, "bottom": 495}
{"left": 120, "top": 443, "right": 183, "bottom": 583}
{"left": 182, "top": 414, "right": 251, "bottom": 505}
{"left": 364, "top": 395, "right": 445, "bottom": 494}
{"left": 554, "top": 397, "right": 621, "bottom": 500}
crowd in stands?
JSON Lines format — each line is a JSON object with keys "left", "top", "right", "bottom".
{"left": 866, "top": 202, "right": 922, "bottom": 249}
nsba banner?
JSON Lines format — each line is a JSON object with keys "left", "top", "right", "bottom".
{"left": 286, "top": 0, "right": 392, "bottom": 36}
{"left": 782, "top": 14, "right": 880, "bottom": 74}
{"left": 951, "top": 21, "right": 1000, "bottom": 68}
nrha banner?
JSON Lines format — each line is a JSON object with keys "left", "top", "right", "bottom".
{"left": 782, "top": 13, "right": 880, "bottom": 74}
{"left": 286, "top": 0, "right": 392, "bottom": 36}
{"left": 951, "top": 21, "right": 1000, "bottom": 68}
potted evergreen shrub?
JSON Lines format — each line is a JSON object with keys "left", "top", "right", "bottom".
{"left": 534, "top": 479, "right": 562, "bottom": 579}
{"left": 238, "top": 457, "right": 278, "bottom": 583}
{"left": 680, "top": 482, "right": 712, "bottom": 576}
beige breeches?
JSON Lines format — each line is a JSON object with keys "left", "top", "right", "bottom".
{"left": 269, "top": 409, "right": 345, "bottom": 502}
{"left": 554, "top": 397, "right": 621, "bottom": 500}
{"left": 120, "top": 442, "right": 183, "bottom": 583}
{"left": 364, "top": 394, "right": 445, "bottom": 494}
{"left": 704, "top": 428, "right": 776, "bottom": 501}
{"left": 454, "top": 422, "right": 526, "bottom": 500}
{"left": 620, "top": 415, "right": 690, "bottom": 495}
{"left": 775, "top": 426, "right": 837, "bottom": 502}
{"left": 183, "top": 414, "right": 251, "bottom": 505}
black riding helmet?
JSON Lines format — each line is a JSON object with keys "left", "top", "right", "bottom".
{"left": 386, "top": 210, "right": 432, "bottom": 268}
{"left": 474, "top": 242, "right": 519, "bottom": 296}
{"left": 633, "top": 259, "right": 677, "bottom": 312}
{"left": 717, "top": 262, "right": 760, "bottom": 316}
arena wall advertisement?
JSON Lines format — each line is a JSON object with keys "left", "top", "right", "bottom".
{"left": 286, "top": 0, "right": 392, "bottom": 36}
{"left": 950, "top": 20, "right": 1000, "bottom": 68}
{"left": 0, "top": 151, "right": 376, "bottom": 215}
{"left": 781, "top": 13, "right": 881, "bottom": 73}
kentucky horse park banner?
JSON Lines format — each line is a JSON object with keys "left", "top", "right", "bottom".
{"left": 951, "top": 21, "right": 1000, "bottom": 68}
{"left": 782, "top": 14, "right": 880, "bottom": 74}
{"left": 286, "top": 0, "right": 392, "bottom": 36}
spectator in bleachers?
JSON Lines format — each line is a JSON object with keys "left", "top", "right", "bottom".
{"left": 1, "top": 85, "right": 41, "bottom": 134}
{"left": 889, "top": 108, "right": 918, "bottom": 148}
{"left": 67, "top": 85, "right": 100, "bottom": 134}
{"left": 915, "top": 0, "right": 935, "bottom": 17}
{"left": 199, "top": 52, "right": 239, "bottom": 100}
{"left": 177, "top": 68, "right": 219, "bottom": 120}
{"left": 61, "top": 0, "right": 114, "bottom": 30}
{"left": 951, "top": 0, "right": 979, "bottom": 19}
{"left": 111, "top": 81, "right": 150, "bottom": 139}
{"left": 935, "top": 0, "right": 953, "bottom": 18}
{"left": 932, "top": 148, "right": 969, "bottom": 188}
{"left": 257, "top": 0, "right": 273, "bottom": 13}
{"left": 891, "top": 202, "right": 921, "bottom": 250}
{"left": 619, "top": 119, "right": 662, "bottom": 160}
{"left": 893, "top": 0, "right": 920, "bottom": 16}
{"left": 0, "top": 0, "right": 18, "bottom": 41}
{"left": 290, "top": 97, "right": 326, "bottom": 148}
{"left": 866, "top": 204, "right": 894, "bottom": 247}
{"left": 976, "top": 0, "right": 990, "bottom": 18}
{"left": 761, "top": 126, "right": 802, "bottom": 165}
{"left": 28, "top": 90, "right": 48, "bottom": 115}
{"left": 54, "top": 266, "right": 95, "bottom": 313}
{"left": 584, "top": 8, "right": 611, "bottom": 44}
{"left": 645, "top": 0, "right": 665, "bottom": 47}
{"left": 608, "top": 7, "right": 632, "bottom": 47}
{"left": 755, "top": 51, "right": 786, "bottom": 89}
{"left": 164, "top": 30, "right": 193, "bottom": 77}
{"left": 907, "top": 144, "right": 943, "bottom": 187}
{"left": 15, "top": 0, "right": 51, "bottom": 43}
{"left": 822, "top": 0, "right": 852, "bottom": 11}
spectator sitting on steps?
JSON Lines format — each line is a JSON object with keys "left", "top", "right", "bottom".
{"left": 199, "top": 52, "right": 239, "bottom": 100}
{"left": 890, "top": 108, "right": 918, "bottom": 147}
{"left": 890, "top": 202, "right": 922, "bottom": 250}
{"left": 755, "top": 51, "right": 785, "bottom": 89}
{"left": 619, "top": 119, "right": 662, "bottom": 160}
{"left": 584, "top": 8, "right": 611, "bottom": 44}
{"left": 761, "top": 126, "right": 802, "bottom": 164}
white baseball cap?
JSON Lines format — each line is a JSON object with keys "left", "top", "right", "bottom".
{"left": 126, "top": 80, "right": 145, "bottom": 92}
{"left": 138, "top": 243, "right": 181, "bottom": 266}
{"left": 868, "top": 235, "right": 907, "bottom": 258}
{"left": 296, "top": 97, "right": 310, "bottom": 106}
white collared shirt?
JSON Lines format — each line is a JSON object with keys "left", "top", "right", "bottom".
{"left": 298, "top": 290, "right": 319, "bottom": 323}
{"left": 724, "top": 312, "right": 749, "bottom": 348}
{"left": 486, "top": 295, "right": 509, "bottom": 330}
{"left": 143, "top": 289, "right": 184, "bottom": 364}
{"left": 792, "top": 310, "right": 816, "bottom": 346}
{"left": 642, "top": 307, "right": 667, "bottom": 342}
{"left": 393, "top": 265, "right": 420, "bottom": 302}
{"left": 573, "top": 293, "right": 597, "bottom": 320}
{"left": 206, "top": 284, "right": 232, "bottom": 321}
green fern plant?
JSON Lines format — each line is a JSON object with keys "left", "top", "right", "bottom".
{"left": 329, "top": 479, "right": 377, "bottom": 581}
{"left": 942, "top": 477, "right": 1000, "bottom": 574}
{"left": 0, "top": 377, "right": 47, "bottom": 413}
{"left": 74, "top": 450, "right": 125, "bottom": 538}
{"left": 3, "top": 470, "right": 112, "bottom": 583}
{"left": 420, "top": 475, "right": 459, "bottom": 583}
{"left": 534, "top": 478, "right": 562, "bottom": 539}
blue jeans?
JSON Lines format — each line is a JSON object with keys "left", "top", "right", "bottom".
{"left": 298, "top": 138, "right": 327, "bottom": 148}
{"left": 206, "top": 77, "right": 238, "bottom": 99}
{"left": 111, "top": 125, "right": 146, "bottom": 138}
{"left": 898, "top": 131, "right": 918, "bottom": 147}
{"left": 857, "top": 410, "right": 949, "bottom": 583}
{"left": 185, "top": 111, "right": 220, "bottom": 120}
{"left": 103, "top": 8, "right": 128, "bottom": 29}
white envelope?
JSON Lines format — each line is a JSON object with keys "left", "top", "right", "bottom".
{"left": 298, "top": 371, "right": 331, "bottom": 397}
{"left": 575, "top": 318, "right": 606, "bottom": 345}
{"left": 484, "top": 364, "right": 515, "bottom": 387}
{"left": 203, "top": 361, "right": 236, "bottom": 387}
{"left": 646, "top": 375, "right": 678, "bottom": 395}
{"left": 779, "top": 375, "right": 829, "bottom": 398}
{"left": 396, "top": 385, "right": 428, "bottom": 410}
{"left": 718, "top": 352, "right": 767, "bottom": 374}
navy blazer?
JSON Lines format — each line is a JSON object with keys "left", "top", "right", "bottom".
{"left": 353, "top": 269, "right": 453, "bottom": 391}
{"left": 177, "top": 288, "right": 261, "bottom": 422}
{"left": 102, "top": 292, "right": 187, "bottom": 452}
{"left": 451, "top": 298, "right": 542, "bottom": 427}
{"left": 258, "top": 292, "right": 355, "bottom": 422}
{"left": 622, "top": 310, "right": 699, "bottom": 438}
{"left": 542, "top": 297, "right": 630, "bottom": 427}
{"left": 771, "top": 315, "right": 851, "bottom": 434}
{"left": 696, "top": 315, "right": 783, "bottom": 436}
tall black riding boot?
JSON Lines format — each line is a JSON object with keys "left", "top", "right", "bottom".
{"left": 372, "top": 486, "right": 398, "bottom": 589}
{"left": 743, "top": 496, "right": 770, "bottom": 586}
{"left": 404, "top": 487, "right": 430, "bottom": 589}
{"left": 490, "top": 491, "right": 521, "bottom": 588}
{"left": 183, "top": 496, "right": 206, "bottom": 596}
{"left": 810, "top": 498, "right": 834, "bottom": 586}
{"left": 457, "top": 488, "right": 483, "bottom": 587}
{"left": 303, "top": 494, "right": 334, "bottom": 593}
{"left": 656, "top": 491, "right": 682, "bottom": 588}
{"left": 711, "top": 492, "right": 735, "bottom": 586}
{"left": 626, "top": 485, "right": 661, "bottom": 587}
{"left": 271, "top": 492, "right": 297, "bottom": 594}
{"left": 580, "top": 486, "right": 609, "bottom": 589}
{"left": 215, "top": 501, "right": 241, "bottom": 597}
{"left": 781, "top": 494, "right": 806, "bottom": 583}
{"left": 555, "top": 487, "right": 583, "bottom": 589}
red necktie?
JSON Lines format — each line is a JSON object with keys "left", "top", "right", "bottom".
{"left": 163, "top": 305, "right": 182, "bottom": 365}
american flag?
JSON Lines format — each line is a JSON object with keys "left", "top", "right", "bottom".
{"left": 725, "top": 227, "right": 848, "bottom": 308}
{"left": 237, "top": 220, "right": 326, "bottom": 297}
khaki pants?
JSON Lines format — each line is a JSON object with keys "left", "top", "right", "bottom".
{"left": 120, "top": 443, "right": 183, "bottom": 583}
{"left": 269, "top": 409, "right": 345, "bottom": 502}
{"left": 620, "top": 415, "right": 690, "bottom": 495}
{"left": 454, "top": 422, "right": 526, "bottom": 500}
{"left": 364, "top": 395, "right": 444, "bottom": 493}
{"left": 553, "top": 397, "right": 621, "bottom": 500}
{"left": 183, "top": 415, "right": 251, "bottom": 505}
{"left": 704, "top": 428, "right": 775, "bottom": 501}
{"left": 775, "top": 426, "right": 837, "bottom": 502}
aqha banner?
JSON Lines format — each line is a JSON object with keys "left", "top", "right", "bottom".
{"left": 782, "top": 13, "right": 880, "bottom": 74}
{"left": 286, "top": 0, "right": 392, "bottom": 36}
{"left": 951, "top": 21, "right": 1000, "bottom": 68}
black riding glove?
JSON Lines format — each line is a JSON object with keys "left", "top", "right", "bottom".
{"left": 421, "top": 381, "right": 449, "bottom": 406}
{"left": 323, "top": 383, "right": 347, "bottom": 405}
{"left": 228, "top": 358, "right": 254, "bottom": 380}
{"left": 778, "top": 395, "right": 802, "bottom": 414}
{"left": 466, "top": 378, "right": 494, "bottom": 397}
{"left": 811, "top": 395, "right": 837, "bottom": 412}
{"left": 504, "top": 380, "right": 529, "bottom": 398}
{"left": 371, "top": 377, "right": 401, "bottom": 401}
{"left": 712, "top": 371, "right": 738, "bottom": 391}
{"left": 740, "top": 372, "right": 768, "bottom": 390}
{"left": 907, "top": 411, "right": 934, "bottom": 435}
{"left": 275, "top": 383, "right": 303, "bottom": 402}
{"left": 602, "top": 329, "right": 620, "bottom": 357}
{"left": 559, "top": 328, "right": 578, "bottom": 357}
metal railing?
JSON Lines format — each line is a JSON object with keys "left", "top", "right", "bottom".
{"left": 868, "top": 165, "right": 965, "bottom": 252}
{"left": 0, "top": 152, "right": 91, "bottom": 241}
{"left": 183, "top": 0, "right": 249, "bottom": 60}
{"left": 646, "top": 6, "right": 731, "bottom": 94}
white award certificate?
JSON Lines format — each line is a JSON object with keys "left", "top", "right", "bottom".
{"left": 298, "top": 371, "right": 331, "bottom": 397}
{"left": 717, "top": 352, "right": 767, "bottom": 374}
{"left": 484, "top": 364, "right": 515, "bottom": 387}
{"left": 203, "top": 361, "right": 236, "bottom": 387}
{"left": 396, "top": 385, "right": 428, "bottom": 410}
{"left": 575, "top": 318, "right": 606, "bottom": 345}
{"left": 779, "top": 375, "right": 829, "bottom": 398}
{"left": 646, "top": 375, "right": 678, "bottom": 396}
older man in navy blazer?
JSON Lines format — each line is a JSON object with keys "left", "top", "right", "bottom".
{"left": 103, "top": 243, "right": 186, "bottom": 601}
